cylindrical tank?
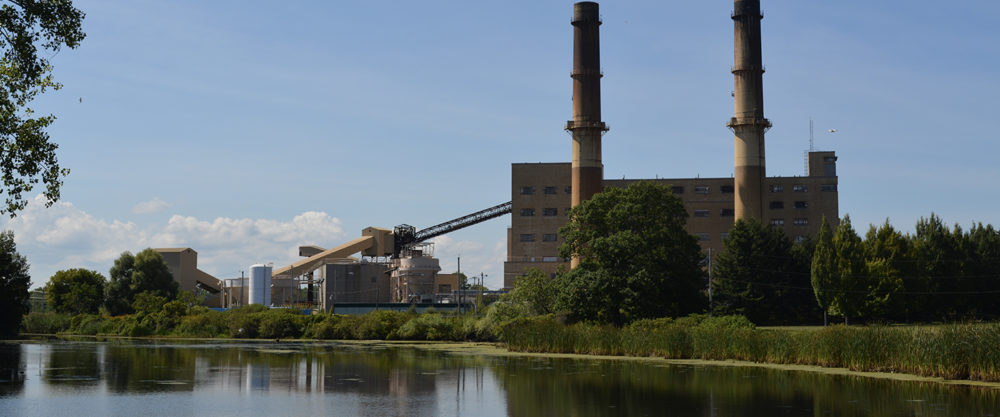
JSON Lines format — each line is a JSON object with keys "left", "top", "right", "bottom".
{"left": 248, "top": 264, "right": 272, "bottom": 306}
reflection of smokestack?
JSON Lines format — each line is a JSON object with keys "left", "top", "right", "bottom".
{"left": 728, "top": 0, "right": 770, "bottom": 220}
{"left": 566, "top": 1, "right": 607, "bottom": 268}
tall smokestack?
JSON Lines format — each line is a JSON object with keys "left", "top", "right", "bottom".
{"left": 566, "top": 1, "right": 607, "bottom": 268}
{"left": 728, "top": 0, "right": 770, "bottom": 221}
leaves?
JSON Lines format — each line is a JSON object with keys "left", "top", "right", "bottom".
{"left": 557, "top": 181, "right": 706, "bottom": 325}
{"left": 0, "top": 1, "right": 85, "bottom": 216}
{"left": 44, "top": 268, "right": 105, "bottom": 314}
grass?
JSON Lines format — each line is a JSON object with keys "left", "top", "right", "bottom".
{"left": 500, "top": 316, "right": 1000, "bottom": 383}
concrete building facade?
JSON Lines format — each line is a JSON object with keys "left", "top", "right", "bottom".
{"left": 503, "top": 151, "right": 838, "bottom": 289}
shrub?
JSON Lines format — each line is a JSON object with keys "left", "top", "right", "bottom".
{"left": 355, "top": 310, "right": 410, "bottom": 340}
{"left": 21, "top": 312, "right": 72, "bottom": 334}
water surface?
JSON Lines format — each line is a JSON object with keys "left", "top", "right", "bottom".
{"left": 0, "top": 339, "right": 996, "bottom": 416}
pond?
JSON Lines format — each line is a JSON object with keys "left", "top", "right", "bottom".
{"left": 0, "top": 339, "right": 996, "bottom": 416}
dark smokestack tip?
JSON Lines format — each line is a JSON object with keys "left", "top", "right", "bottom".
{"left": 573, "top": 2, "right": 599, "bottom": 23}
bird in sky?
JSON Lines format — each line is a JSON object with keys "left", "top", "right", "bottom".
{"left": 828, "top": 129, "right": 837, "bottom": 133}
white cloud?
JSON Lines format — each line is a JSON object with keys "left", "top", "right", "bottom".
{"left": 3, "top": 195, "right": 346, "bottom": 287}
{"left": 429, "top": 234, "right": 505, "bottom": 289}
{"left": 131, "top": 197, "right": 171, "bottom": 214}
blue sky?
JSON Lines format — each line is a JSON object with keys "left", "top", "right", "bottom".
{"left": 5, "top": 0, "right": 1000, "bottom": 289}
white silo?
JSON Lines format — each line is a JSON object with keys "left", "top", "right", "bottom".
{"left": 248, "top": 264, "right": 272, "bottom": 306}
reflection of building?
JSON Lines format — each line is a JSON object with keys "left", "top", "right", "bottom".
{"left": 155, "top": 248, "right": 222, "bottom": 306}
{"left": 504, "top": 152, "right": 839, "bottom": 288}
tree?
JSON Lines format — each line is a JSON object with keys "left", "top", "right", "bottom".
{"left": 862, "top": 220, "right": 908, "bottom": 320}
{"left": 0, "top": 230, "right": 30, "bottom": 337}
{"left": 104, "top": 249, "right": 177, "bottom": 315}
{"left": 44, "top": 268, "right": 105, "bottom": 314}
{"left": 712, "top": 219, "right": 819, "bottom": 324}
{"left": 811, "top": 216, "right": 836, "bottom": 326}
{"left": 557, "top": 181, "right": 705, "bottom": 325}
{"left": 0, "top": 1, "right": 86, "bottom": 216}
{"left": 503, "top": 268, "right": 558, "bottom": 315}
{"left": 832, "top": 215, "right": 867, "bottom": 324}
{"left": 912, "top": 214, "right": 964, "bottom": 320}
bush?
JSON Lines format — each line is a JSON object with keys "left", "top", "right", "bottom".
{"left": 21, "top": 312, "right": 72, "bottom": 334}
{"left": 69, "top": 314, "right": 106, "bottom": 335}
{"left": 355, "top": 310, "right": 410, "bottom": 340}
{"left": 256, "top": 309, "right": 307, "bottom": 339}
{"left": 397, "top": 313, "right": 457, "bottom": 341}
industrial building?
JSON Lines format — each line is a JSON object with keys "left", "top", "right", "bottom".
{"left": 503, "top": 0, "right": 839, "bottom": 288}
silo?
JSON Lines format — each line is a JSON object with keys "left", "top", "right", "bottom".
{"left": 248, "top": 264, "right": 272, "bottom": 306}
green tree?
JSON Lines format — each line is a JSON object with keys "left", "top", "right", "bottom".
{"left": 503, "top": 268, "right": 558, "bottom": 315}
{"left": 0, "top": 1, "right": 86, "bottom": 216}
{"left": 965, "top": 223, "right": 1000, "bottom": 318}
{"left": 862, "top": 220, "right": 908, "bottom": 320}
{"left": 712, "top": 219, "right": 819, "bottom": 324}
{"left": 811, "top": 217, "right": 836, "bottom": 326}
{"left": 557, "top": 181, "right": 705, "bottom": 325}
{"left": 912, "top": 214, "right": 964, "bottom": 320}
{"left": 832, "top": 215, "right": 867, "bottom": 324}
{"left": 0, "top": 230, "right": 30, "bottom": 337}
{"left": 44, "top": 268, "right": 105, "bottom": 314}
{"left": 104, "top": 249, "right": 177, "bottom": 315}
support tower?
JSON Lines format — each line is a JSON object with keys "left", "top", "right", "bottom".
{"left": 565, "top": 1, "right": 608, "bottom": 267}
{"left": 728, "top": 0, "right": 770, "bottom": 220}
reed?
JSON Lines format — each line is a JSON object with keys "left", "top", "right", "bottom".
{"left": 501, "top": 317, "right": 1000, "bottom": 383}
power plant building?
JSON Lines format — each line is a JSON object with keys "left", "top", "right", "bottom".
{"left": 502, "top": 0, "right": 840, "bottom": 288}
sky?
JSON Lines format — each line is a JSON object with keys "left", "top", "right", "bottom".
{"left": 4, "top": 0, "right": 1000, "bottom": 290}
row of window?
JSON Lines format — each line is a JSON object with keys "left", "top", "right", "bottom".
{"left": 519, "top": 233, "right": 559, "bottom": 242}
{"left": 520, "top": 186, "right": 572, "bottom": 195}
{"left": 770, "top": 184, "right": 838, "bottom": 193}
{"left": 673, "top": 185, "right": 734, "bottom": 195}
{"left": 693, "top": 208, "right": 735, "bottom": 218}
{"left": 769, "top": 201, "right": 810, "bottom": 209}
{"left": 695, "top": 232, "right": 807, "bottom": 242}
{"left": 520, "top": 208, "right": 569, "bottom": 217}
{"left": 770, "top": 218, "right": 810, "bottom": 226}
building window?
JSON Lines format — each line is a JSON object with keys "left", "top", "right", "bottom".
{"left": 543, "top": 256, "right": 560, "bottom": 262}
{"left": 564, "top": 186, "right": 572, "bottom": 194}
{"left": 771, "top": 219, "right": 785, "bottom": 226}
{"left": 542, "top": 233, "right": 558, "bottom": 242}
{"left": 696, "top": 232, "right": 711, "bottom": 241}
{"left": 821, "top": 184, "right": 837, "bottom": 192}
{"left": 793, "top": 218, "right": 809, "bottom": 226}
{"left": 695, "top": 186, "right": 710, "bottom": 194}
{"left": 694, "top": 209, "right": 710, "bottom": 217}
{"left": 543, "top": 208, "right": 558, "bottom": 216}
{"left": 823, "top": 156, "right": 836, "bottom": 162}
{"left": 672, "top": 186, "right": 685, "bottom": 194}
{"left": 520, "top": 208, "right": 535, "bottom": 216}
{"left": 721, "top": 185, "right": 734, "bottom": 194}
{"left": 793, "top": 184, "right": 807, "bottom": 192}
{"left": 794, "top": 201, "right": 809, "bottom": 209}
{"left": 543, "top": 186, "right": 557, "bottom": 195}
{"left": 520, "top": 186, "right": 535, "bottom": 195}
{"left": 519, "top": 234, "right": 535, "bottom": 242}
{"left": 720, "top": 208, "right": 735, "bottom": 217}
{"left": 769, "top": 201, "right": 784, "bottom": 209}
{"left": 769, "top": 185, "right": 784, "bottom": 192}
{"left": 720, "top": 232, "right": 729, "bottom": 241}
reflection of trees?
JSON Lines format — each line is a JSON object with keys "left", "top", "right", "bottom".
{"left": 0, "top": 343, "right": 25, "bottom": 395}
{"left": 492, "top": 357, "right": 1000, "bottom": 417}
{"left": 103, "top": 340, "right": 198, "bottom": 393}
{"left": 44, "top": 342, "right": 101, "bottom": 387}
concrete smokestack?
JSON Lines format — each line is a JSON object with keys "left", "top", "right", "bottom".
{"left": 566, "top": 1, "right": 607, "bottom": 268}
{"left": 728, "top": 0, "right": 770, "bottom": 221}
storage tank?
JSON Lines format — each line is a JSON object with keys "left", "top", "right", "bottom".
{"left": 248, "top": 264, "right": 272, "bottom": 306}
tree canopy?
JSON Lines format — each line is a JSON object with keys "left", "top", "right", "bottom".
{"left": 105, "top": 249, "right": 177, "bottom": 315}
{"left": 0, "top": 230, "right": 30, "bottom": 337}
{"left": 44, "top": 268, "right": 105, "bottom": 314}
{"left": 557, "top": 181, "right": 705, "bottom": 325}
{"left": 0, "top": 0, "right": 86, "bottom": 216}
{"left": 712, "top": 218, "right": 819, "bottom": 324}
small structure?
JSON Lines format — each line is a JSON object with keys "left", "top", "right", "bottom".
{"left": 155, "top": 248, "right": 223, "bottom": 307}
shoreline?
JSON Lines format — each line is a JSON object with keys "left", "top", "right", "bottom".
{"left": 14, "top": 334, "right": 1000, "bottom": 389}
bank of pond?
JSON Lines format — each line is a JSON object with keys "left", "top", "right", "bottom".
{"left": 20, "top": 305, "right": 1000, "bottom": 384}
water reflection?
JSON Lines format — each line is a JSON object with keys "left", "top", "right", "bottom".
{"left": 0, "top": 339, "right": 996, "bottom": 417}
